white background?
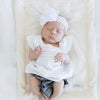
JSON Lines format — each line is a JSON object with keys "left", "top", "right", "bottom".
{"left": 95, "top": 0, "right": 100, "bottom": 99}
{"left": 0, "top": 0, "right": 99, "bottom": 100}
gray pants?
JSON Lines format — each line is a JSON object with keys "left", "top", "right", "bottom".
{"left": 32, "top": 74, "right": 68, "bottom": 98}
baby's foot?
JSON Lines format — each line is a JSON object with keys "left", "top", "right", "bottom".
{"left": 38, "top": 94, "right": 45, "bottom": 100}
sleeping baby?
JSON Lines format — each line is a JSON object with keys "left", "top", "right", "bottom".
{"left": 25, "top": 8, "right": 74, "bottom": 100}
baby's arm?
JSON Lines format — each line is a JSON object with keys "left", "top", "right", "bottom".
{"left": 28, "top": 45, "right": 42, "bottom": 60}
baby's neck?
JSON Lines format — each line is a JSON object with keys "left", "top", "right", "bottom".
{"left": 50, "top": 42, "right": 59, "bottom": 47}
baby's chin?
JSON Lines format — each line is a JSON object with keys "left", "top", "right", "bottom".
{"left": 48, "top": 39, "right": 59, "bottom": 44}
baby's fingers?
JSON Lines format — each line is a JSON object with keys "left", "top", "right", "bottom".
{"left": 55, "top": 57, "right": 64, "bottom": 66}
{"left": 31, "top": 45, "right": 42, "bottom": 52}
{"left": 34, "top": 46, "right": 42, "bottom": 54}
{"left": 38, "top": 45, "right": 42, "bottom": 52}
{"left": 33, "top": 49, "right": 40, "bottom": 54}
{"left": 55, "top": 57, "right": 62, "bottom": 62}
{"left": 35, "top": 46, "right": 42, "bottom": 51}
{"left": 61, "top": 61, "right": 64, "bottom": 66}
{"left": 55, "top": 53, "right": 63, "bottom": 59}
{"left": 37, "top": 46, "right": 41, "bottom": 51}
{"left": 39, "top": 46, "right": 42, "bottom": 51}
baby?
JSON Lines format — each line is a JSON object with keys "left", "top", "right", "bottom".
{"left": 25, "top": 8, "right": 73, "bottom": 100}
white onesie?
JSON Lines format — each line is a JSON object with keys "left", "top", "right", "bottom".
{"left": 25, "top": 34, "right": 74, "bottom": 81}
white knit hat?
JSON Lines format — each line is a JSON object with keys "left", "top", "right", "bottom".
{"left": 39, "top": 8, "right": 68, "bottom": 33}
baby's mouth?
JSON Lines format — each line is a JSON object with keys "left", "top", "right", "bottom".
{"left": 49, "top": 36, "right": 55, "bottom": 40}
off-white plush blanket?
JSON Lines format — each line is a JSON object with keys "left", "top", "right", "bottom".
{"left": 14, "top": 0, "right": 97, "bottom": 100}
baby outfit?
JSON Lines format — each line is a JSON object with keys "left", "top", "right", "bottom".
{"left": 25, "top": 34, "right": 74, "bottom": 81}
{"left": 25, "top": 34, "right": 74, "bottom": 97}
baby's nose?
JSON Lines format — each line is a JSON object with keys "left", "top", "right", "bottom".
{"left": 51, "top": 29, "right": 56, "bottom": 35}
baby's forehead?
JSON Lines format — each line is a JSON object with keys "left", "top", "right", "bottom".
{"left": 45, "top": 21, "right": 65, "bottom": 29}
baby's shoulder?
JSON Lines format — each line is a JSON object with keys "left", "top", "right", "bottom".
{"left": 27, "top": 34, "right": 41, "bottom": 41}
{"left": 26, "top": 34, "right": 42, "bottom": 48}
{"left": 60, "top": 35, "right": 73, "bottom": 53}
{"left": 61, "top": 35, "right": 73, "bottom": 45}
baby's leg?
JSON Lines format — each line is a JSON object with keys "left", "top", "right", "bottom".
{"left": 48, "top": 80, "right": 64, "bottom": 100}
{"left": 28, "top": 76, "right": 45, "bottom": 100}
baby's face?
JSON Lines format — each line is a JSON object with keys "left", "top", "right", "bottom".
{"left": 41, "top": 21, "right": 66, "bottom": 44}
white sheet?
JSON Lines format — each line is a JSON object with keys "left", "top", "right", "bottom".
{"left": 14, "top": 0, "right": 97, "bottom": 100}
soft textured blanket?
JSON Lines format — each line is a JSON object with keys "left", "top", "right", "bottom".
{"left": 15, "top": 0, "right": 97, "bottom": 100}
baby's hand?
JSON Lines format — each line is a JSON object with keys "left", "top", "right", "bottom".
{"left": 55, "top": 53, "right": 70, "bottom": 66}
{"left": 28, "top": 45, "right": 42, "bottom": 60}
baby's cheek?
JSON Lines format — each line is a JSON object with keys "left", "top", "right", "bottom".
{"left": 57, "top": 36, "right": 63, "bottom": 42}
